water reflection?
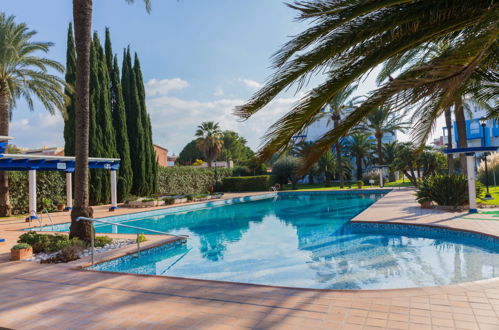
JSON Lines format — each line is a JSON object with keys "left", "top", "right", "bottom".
{"left": 92, "top": 193, "right": 499, "bottom": 289}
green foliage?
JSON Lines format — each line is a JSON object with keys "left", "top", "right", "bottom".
{"left": 222, "top": 175, "right": 271, "bottom": 192}
{"left": 178, "top": 140, "right": 205, "bottom": 165}
{"left": 220, "top": 130, "right": 254, "bottom": 163}
{"left": 195, "top": 121, "right": 224, "bottom": 167}
{"left": 416, "top": 174, "right": 483, "bottom": 207}
{"left": 157, "top": 166, "right": 232, "bottom": 195}
{"left": 141, "top": 198, "right": 155, "bottom": 203}
{"left": 163, "top": 197, "right": 175, "bottom": 205}
{"left": 94, "top": 235, "right": 113, "bottom": 248}
{"left": 356, "top": 180, "right": 363, "bottom": 188}
{"left": 18, "top": 232, "right": 85, "bottom": 254}
{"left": 12, "top": 243, "right": 31, "bottom": 250}
{"left": 63, "top": 23, "right": 77, "bottom": 156}
{"left": 393, "top": 143, "right": 447, "bottom": 186}
{"left": 136, "top": 233, "right": 147, "bottom": 243}
{"left": 272, "top": 156, "right": 302, "bottom": 189}
{"left": 8, "top": 171, "right": 65, "bottom": 215}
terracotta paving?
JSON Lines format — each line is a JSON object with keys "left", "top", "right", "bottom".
{"left": 0, "top": 189, "right": 498, "bottom": 329}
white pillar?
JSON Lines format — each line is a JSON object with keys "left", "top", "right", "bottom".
{"left": 109, "top": 170, "right": 118, "bottom": 211}
{"left": 28, "top": 170, "right": 38, "bottom": 220}
{"left": 65, "top": 172, "right": 72, "bottom": 211}
{"left": 379, "top": 168, "right": 384, "bottom": 188}
{"left": 466, "top": 154, "right": 478, "bottom": 213}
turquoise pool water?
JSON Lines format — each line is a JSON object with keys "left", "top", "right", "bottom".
{"left": 85, "top": 192, "right": 499, "bottom": 290}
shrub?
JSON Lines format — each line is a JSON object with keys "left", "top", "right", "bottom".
{"left": 416, "top": 174, "right": 484, "bottom": 208}
{"left": 222, "top": 175, "right": 271, "bottom": 192}
{"left": 163, "top": 197, "right": 175, "bottom": 205}
{"left": 136, "top": 233, "right": 147, "bottom": 243}
{"left": 157, "top": 167, "right": 232, "bottom": 195}
{"left": 141, "top": 198, "right": 156, "bottom": 203}
{"left": 94, "top": 236, "right": 113, "bottom": 248}
{"left": 272, "top": 156, "right": 302, "bottom": 190}
{"left": 41, "top": 242, "right": 85, "bottom": 264}
{"left": 356, "top": 180, "right": 363, "bottom": 188}
{"left": 12, "top": 243, "right": 31, "bottom": 250}
{"left": 18, "top": 232, "right": 85, "bottom": 253}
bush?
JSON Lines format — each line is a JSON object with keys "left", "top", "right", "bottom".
{"left": 157, "top": 167, "right": 232, "bottom": 195}
{"left": 94, "top": 236, "right": 113, "bottom": 248}
{"left": 356, "top": 180, "right": 364, "bottom": 188}
{"left": 41, "top": 242, "right": 85, "bottom": 264}
{"left": 222, "top": 175, "right": 271, "bottom": 192}
{"left": 272, "top": 156, "right": 302, "bottom": 190}
{"left": 18, "top": 232, "right": 85, "bottom": 253}
{"left": 163, "top": 197, "right": 175, "bottom": 205}
{"left": 12, "top": 243, "right": 31, "bottom": 250}
{"left": 8, "top": 171, "right": 66, "bottom": 215}
{"left": 416, "top": 174, "right": 484, "bottom": 208}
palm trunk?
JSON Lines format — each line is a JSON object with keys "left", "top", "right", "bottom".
{"left": 0, "top": 88, "right": 12, "bottom": 217}
{"left": 356, "top": 157, "right": 362, "bottom": 180}
{"left": 444, "top": 107, "right": 454, "bottom": 174}
{"left": 333, "top": 116, "right": 344, "bottom": 188}
{"left": 70, "top": 0, "right": 94, "bottom": 242}
{"left": 376, "top": 132, "right": 383, "bottom": 165}
{"left": 325, "top": 172, "right": 331, "bottom": 187}
{"left": 454, "top": 99, "right": 468, "bottom": 174}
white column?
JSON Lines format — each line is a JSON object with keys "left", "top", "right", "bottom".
{"left": 379, "top": 168, "right": 384, "bottom": 188}
{"left": 466, "top": 154, "right": 478, "bottom": 213}
{"left": 65, "top": 172, "right": 72, "bottom": 211}
{"left": 109, "top": 170, "right": 118, "bottom": 211}
{"left": 28, "top": 170, "right": 38, "bottom": 220}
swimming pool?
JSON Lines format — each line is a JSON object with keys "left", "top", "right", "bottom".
{"left": 50, "top": 191, "right": 499, "bottom": 290}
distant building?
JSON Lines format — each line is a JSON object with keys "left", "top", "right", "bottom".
{"left": 432, "top": 136, "right": 445, "bottom": 148}
{"left": 21, "top": 146, "right": 64, "bottom": 156}
{"left": 167, "top": 154, "right": 178, "bottom": 167}
{"left": 153, "top": 144, "right": 168, "bottom": 167}
{"left": 196, "top": 160, "right": 234, "bottom": 168}
{"left": 443, "top": 100, "right": 497, "bottom": 149}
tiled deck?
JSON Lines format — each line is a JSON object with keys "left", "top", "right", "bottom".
{"left": 0, "top": 189, "right": 498, "bottom": 329}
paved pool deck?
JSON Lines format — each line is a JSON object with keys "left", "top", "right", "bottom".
{"left": 0, "top": 189, "right": 498, "bottom": 329}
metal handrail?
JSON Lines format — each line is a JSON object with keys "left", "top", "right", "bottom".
{"left": 41, "top": 209, "right": 54, "bottom": 231}
{"left": 76, "top": 216, "right": 188, "bottom": 265}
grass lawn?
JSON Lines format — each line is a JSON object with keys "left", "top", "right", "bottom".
{"left": 477, "top": 186, "right": 499, "bottom": 206}
{"left": 282, "top": 179, "right": 414, "bottom": 191}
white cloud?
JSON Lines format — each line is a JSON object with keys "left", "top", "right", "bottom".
{"left": 147, "top": 93, "right": 299, "bottom": 155}
{"left": 9, "top": 113, "right": 64, "bottom": 148}
{"left": 236, "top": 78, "right": 262, "bottom": 89}
{"left": 145, "top": 78, "right": 189, "bottom": 97}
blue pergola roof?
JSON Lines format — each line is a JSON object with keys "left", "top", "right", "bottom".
{"left": 442, "top": 146, "right": 499, "bottom": 155}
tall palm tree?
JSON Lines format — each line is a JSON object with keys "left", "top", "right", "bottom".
{"left": 345, "top": 133, "right": 375, "bottom": 180}
{"left": 361, "top": 107, "right": 409, "bottom": 166}
{"left": 0, "top": 13, "right": 65, "bottom": 217}
{"left": 328, "top": 85, "right": 361, "bottom": 188}
{"left": 317, "top": 150, "right": 336, "bottom": 187}
{"left": 195, "top": 121, "right": 224, "bottom": 167}
{"left": 382, "top": 141, "right": 399, "bottom": 182}
{"left": 70, "top": 0, "right": 151, "bottom": 242}
{"left": 235, "top": 0, "right": 497, "bottom": 171}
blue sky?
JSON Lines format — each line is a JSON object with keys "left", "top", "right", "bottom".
{"left": 4, "top": 0, "right": 418, "bottom": 154}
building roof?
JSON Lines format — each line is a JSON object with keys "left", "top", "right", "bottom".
{"left": 153, "top": 144, "right": 168, "bottom": 152}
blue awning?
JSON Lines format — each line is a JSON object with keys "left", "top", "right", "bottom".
{"left": 0, "top": 153, "right": 120, "bottom": 172}
{"left": 442, "top": 146, "right": 498, "bottom": 155}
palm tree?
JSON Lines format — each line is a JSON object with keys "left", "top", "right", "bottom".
{"left": 328, "top": 85, "right": 361, "bottom": 188}
{"left": 195, "top": 121, "right": 224, "bottom": 167}
{"left": 382, "top": 141, "right": 400, "bottom": 182}
{"left": 317, "top": 150, "right": 335, "bottom": 187}
{"left": 0, "top": 13, "right": 65, "bottom": 217}
{"left": 361, "top": 107, "right": 409, "bottom": 166}
{"left": 235, "top": 1, "right": 497, "bottom": 171}
{"left": 345, "top": 133, "right": 375, "bottom": 180}
{"left": 70, "top": 0, "right": 151, "bottom": 242}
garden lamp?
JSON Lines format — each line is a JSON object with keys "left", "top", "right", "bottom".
{"left": 479, "top": 117, "right": 493, "bottom": 200}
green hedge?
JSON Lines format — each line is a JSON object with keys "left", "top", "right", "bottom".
{"left": 157, "top": 166, "right": 233, "bottom": 195}
{"left": 222, "top": 175, "right": 270, "bottom": 192}
{"left": 8, "top": 171, "right": 66, "bottom": 215}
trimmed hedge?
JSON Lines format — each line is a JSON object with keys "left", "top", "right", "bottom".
{"left": 157, "top": 166, "right": 232, "bottom": 195}
{"left": 222, "top": 175, "right": 270, "bottom": 192}
{"left": 8, "top": 171, "right": 66, "bottom": 215}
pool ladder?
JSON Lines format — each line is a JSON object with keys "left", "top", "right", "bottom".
{"left": 76, "top": 217, "right": 189, "bottom": 265}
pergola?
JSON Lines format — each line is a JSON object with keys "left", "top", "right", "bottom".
{"left": 0, "top": 136, "right": 120, "bottom": 220}
{"left": 443, "top": 146, "right": 498, "bottom": 213}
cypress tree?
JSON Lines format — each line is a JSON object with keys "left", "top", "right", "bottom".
{"left": 110, "top": 54, "right": 133, "bottom": 201}
{"left": 88, "top": 35, "right": 103, "bottom": 204}
{"left": 122, "top": 48, "right": 147, "bottom": 195}
{"left": 63, "top": 23, "right": 76, "bottom": 156}
{"left": 133, "top": 54, "right": 157, "bottom": 194}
